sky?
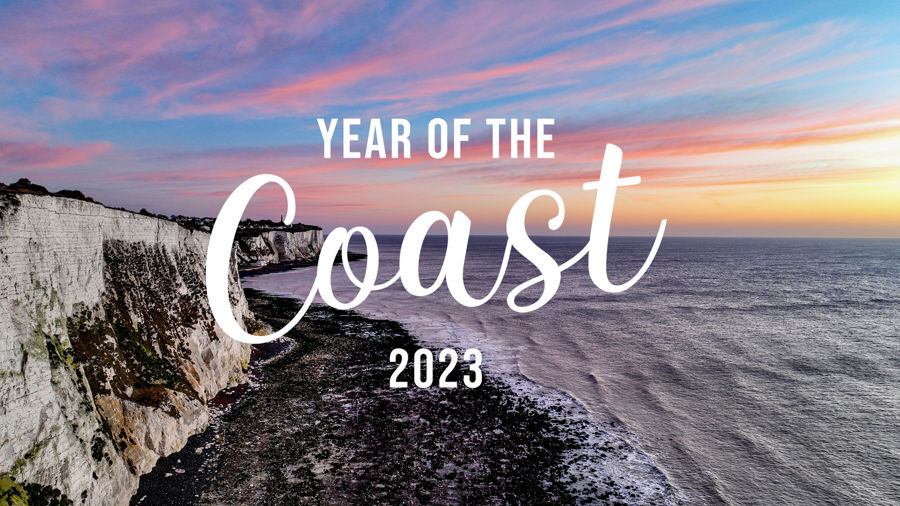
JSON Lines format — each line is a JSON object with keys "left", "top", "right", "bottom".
{"left": 0, "top": 0, "right": 898, "bottom": 237}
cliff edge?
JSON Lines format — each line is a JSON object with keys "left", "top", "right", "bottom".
{"left": 0, "top": 187, "right": 316, "bottom": 504}
{"left": 168, "top": 216, "right": 323, "bottom": 268}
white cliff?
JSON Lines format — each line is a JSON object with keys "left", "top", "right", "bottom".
{"left": 234, "top": 228, "right": 322, "bottom": 267}
{"left": 0, "top": 192, "right": 268, "bottom": 504}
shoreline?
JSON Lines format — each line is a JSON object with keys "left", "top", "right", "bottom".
{"left": 238, "top": 252, "right": 366, "bottom": 278}
{"left": 134, "top": 286, "right": 679, "bottom": 504}
{"left": 349, "top": 310, "right": 687, "bottom": 504}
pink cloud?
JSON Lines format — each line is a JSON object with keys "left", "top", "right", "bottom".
{"left": 386, "top": 99, "right": 900, "bottom": 190}
{"left": 0, "top": 140, "right": 112, "bottom": 170}
{"left": 0, "top": 0, "right": 856, "bottom": 125}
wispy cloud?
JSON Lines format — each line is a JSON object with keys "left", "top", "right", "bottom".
{"left": 0, "top": 0, "right": 897, "bottom": 235}
{"left": 0, "top": 140, "right": 112, "bottom": 171}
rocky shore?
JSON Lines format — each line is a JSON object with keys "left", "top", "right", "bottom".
{"left": 133, "top": 289, "right": 679, "bottom": 504}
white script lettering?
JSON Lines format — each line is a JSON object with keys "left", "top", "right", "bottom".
{"left": 206, "top": 144, "right": 666, "bottom": 344}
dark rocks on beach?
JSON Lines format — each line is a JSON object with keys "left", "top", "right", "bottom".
{"left": 133, "top": 290, "right": 646, "bottom": 505}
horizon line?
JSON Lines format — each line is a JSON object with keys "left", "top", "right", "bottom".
{"left": 351, "top": 233, "right": 900, "bottom": 240}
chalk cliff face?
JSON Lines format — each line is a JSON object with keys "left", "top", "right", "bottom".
{"left": 0, "top": 193, "right": 270, "bottom": 504}
{"left": 234, "top": 229, "right": 322, "bottom": 267}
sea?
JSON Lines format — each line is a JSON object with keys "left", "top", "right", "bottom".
{"left": 243, "top": 236, "right": 900, "bottom": 505}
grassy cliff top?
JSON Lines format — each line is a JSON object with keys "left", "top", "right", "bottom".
{"left": 0, "top": 178, "right": 98, "bottom": 203}
{"left": 0, "top": 178, "right": 320, "bottom": 233}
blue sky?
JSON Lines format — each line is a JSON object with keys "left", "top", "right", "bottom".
{"left": 0, "top": 0, "right": 898, "bottom": 236}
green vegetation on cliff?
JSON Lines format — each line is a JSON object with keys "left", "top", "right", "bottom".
{"left": 66, "top": 240, "right": 211, "bottom": 404}
{"left": 0, "top": 475, "right": 72, "bottom": 506}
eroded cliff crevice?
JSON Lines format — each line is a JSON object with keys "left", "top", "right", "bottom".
{"left": 234, "top": 229, "right": 323, "bottom": 267}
